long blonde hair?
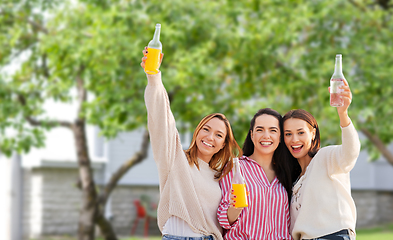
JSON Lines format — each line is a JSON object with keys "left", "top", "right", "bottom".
{"left": 184, "top": 113, "right": 242, "bottom": 180}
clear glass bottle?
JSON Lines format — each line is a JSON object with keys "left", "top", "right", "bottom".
{"left": 232, "top": 157, "right": 248, "bottom": 208}
{"left": 145, "top": 23, "right": 162, "bottom": 75}
{"left": 330, "top": 54, "right": 346, "bottom": 107}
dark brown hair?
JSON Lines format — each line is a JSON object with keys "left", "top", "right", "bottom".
{"left": 283, "top": 109, "right": 321, "bottom": 158}
{"left": 242, "top": 108, "right": 293, "bottom": 200}
{"left": 185, "top": 113, "right": 242, "bottom": 180}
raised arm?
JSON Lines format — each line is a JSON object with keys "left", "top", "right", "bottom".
{"left": 336, "top": 79, "right": 351, "bottom": 128}
{"left": 142, "top": 48, "right": 181, "bottom": 171}
{"left": 326, "top": 79, "right": 361, "bottom": 174}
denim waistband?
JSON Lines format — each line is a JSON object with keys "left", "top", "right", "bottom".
{"left": 162, "top": 234, "right": 214, "bottom": 240}
{"left": 304, "top": 229, "right": 350, "bottom": 240}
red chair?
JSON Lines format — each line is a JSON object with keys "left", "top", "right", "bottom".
{"left": 130, "top": 196, "right": 157, "bottom": 237}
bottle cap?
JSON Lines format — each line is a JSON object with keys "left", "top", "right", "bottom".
{"left": 155, "top": 23, "right": 161, "bottom": 28}
{"left": 336, "top": 54, "right": 342, "bottom": 58}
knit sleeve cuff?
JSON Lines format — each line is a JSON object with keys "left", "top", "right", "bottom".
{"left": 146, "top": 71, "right": 162, "bottom": 86}
{"left": 340, "top": 118, "right": 353, "bottom": 130}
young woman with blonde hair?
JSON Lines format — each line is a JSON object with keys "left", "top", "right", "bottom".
{"left": 141, "top": 47, "right": 242, "bottom": 240}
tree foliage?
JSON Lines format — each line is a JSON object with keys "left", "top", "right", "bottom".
{"left": 2, "top": 0, "right": 392, "bottom": 156}
{"left": 1, "top": 0, "right": 393, "bottom": 238}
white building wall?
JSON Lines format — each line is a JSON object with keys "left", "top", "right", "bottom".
{"left": 105, "top": 129, "right": 159, "bottom": 185}
{"left": 0, "top": 154, "right": 12, "bottom": 240}
{"left": 351, "top": 144, "right": 393, "bottom": 191}
{"left": 22, "top": 162, "right": 105, "bottom": 239}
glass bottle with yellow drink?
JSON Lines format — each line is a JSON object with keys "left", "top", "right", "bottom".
{"left": 145, "top": 23, "right": 162, "bottom": 75}
{"left": 232, "top": 157, "right": 248, "bottom": 208}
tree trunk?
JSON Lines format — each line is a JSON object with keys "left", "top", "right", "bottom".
{"left": 96, "top": 129, "right": 150, "bottom": 240}
{"left": 73, "top": 120, "right": 98, "bottom": 240}
{"left": 361, "top": 128, "right": 393, "bottom": 166}
{"left": 96, "top": 213, "right": 118, "bottom": 240}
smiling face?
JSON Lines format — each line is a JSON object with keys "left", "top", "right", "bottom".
{"left": 283, "top": 118, "right": 316, "bottom": 161}
{"left": 250, "top": 114, "right": 281, "bottom": 158}
{"left": 196, "top": 117, "right": 227, "bottom": 163}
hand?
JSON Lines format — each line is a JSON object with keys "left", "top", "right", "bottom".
{"left": 229, "top": 189, "right": 249, "bottom": 209}
{"left": 336, "top": 79, "right": 352, "bottom": 115}
{"left": 227, "top": 188, "right": 249, "bottom": 225}
{"left": 140, "top": 46, "right": 164, "bottom": 70}
{"left": 329, "top": 79, "right": 352, "bottom": 127}
{"left": 230, "top": 189, "right": 241, "bottom": 209}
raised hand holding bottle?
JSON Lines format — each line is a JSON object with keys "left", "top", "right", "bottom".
{"left": 330, "top": 54, "right": 346, "bottom": 107}
{"left": 144, "top": 23, "right": 162, "bottom": 74}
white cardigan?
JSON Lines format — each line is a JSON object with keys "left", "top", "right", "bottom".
{"left": 290, "top": 121, "right": 361, "bottom": 240}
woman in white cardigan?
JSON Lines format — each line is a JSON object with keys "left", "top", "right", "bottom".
{"left": 282, "top": 79, "right": 360, "bottom": 240}
{"left": 141, "top": 48, "right": 242, "bottom": 240}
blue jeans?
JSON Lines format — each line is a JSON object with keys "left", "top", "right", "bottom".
{"left": 162, "top": 234, "right": 214, "bottom": 240}
{"left": 305, "top": 229, "right": 354, "bottom": 240}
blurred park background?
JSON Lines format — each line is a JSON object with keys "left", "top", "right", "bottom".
{"left": 1, "top": 0, "right": 393, "bottom": 239}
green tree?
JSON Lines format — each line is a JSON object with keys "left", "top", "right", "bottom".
{"left": 0, "top": 0, "right": 250, "bottom": 239}
{"left": 1, "top": 0, "right": 393, "bottom": 240}
{"left": 251, "top": 0, "right": 393, "bottom": 164}
{"left": 0, "top": 1, "right": 153, "bottom": 239}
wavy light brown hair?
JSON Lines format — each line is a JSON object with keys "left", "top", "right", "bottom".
{"left": 184, "top": 113, "right": 242, "bottom": 180}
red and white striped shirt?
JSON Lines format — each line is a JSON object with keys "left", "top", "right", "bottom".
{"left": 217, "top": 156, "right": 292, "bottom": 240}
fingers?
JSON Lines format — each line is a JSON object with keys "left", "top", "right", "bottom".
{"left": 328, "top": 82, "right": 352, "bottom": 108}
{"left": 339, "top": 85, "right": 352, "bottom": 100}
{"left": 141, "top": 47, "right": 148, "bottom": 69}
{"left": 142, "top": 46, "right": 148, "bottom": 56}
{"left": 342, "top": 78, "right": 349, "bottom": 86}
{"left": 141, "top": 56, "right": 146, "bottom": 69}
{"left": 336, "top": 84, "right": 352, "bottom": 113}
{"left": 230, "top": 189, "right": 237, "bottom": 207}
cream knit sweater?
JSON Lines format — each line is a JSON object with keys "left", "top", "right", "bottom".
{"left": 144, "top": 72, "right": 223, "bottom": 240}
{"left": 290, "top": 122, "right": 361, "bottom": 240}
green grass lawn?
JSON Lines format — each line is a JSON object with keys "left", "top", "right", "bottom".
{"left": 356, "top": 223, "right": 393, "bottom": 240}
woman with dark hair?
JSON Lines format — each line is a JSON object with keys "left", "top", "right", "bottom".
{"left": 217, "top": 108, "right": 293, "bottom": 240}
{"left": 283, "top": 79, "right": 360, "bottom": 240}
{"left": 141, "top": 48, "right": 242, "bottom": 240}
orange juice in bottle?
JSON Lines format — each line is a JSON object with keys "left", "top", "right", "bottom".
{"left": 145, "top": 23, "right": 162, "bottom": 74}
{"left": 232, "top": 157, "right": 248, "bottom": 208}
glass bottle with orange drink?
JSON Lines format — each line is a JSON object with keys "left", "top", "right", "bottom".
{"left": 145, "top": 23, "right": 162, "bottom": 75}
{"left": 232, "top": 157, "right": 248, "bottom": 208}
